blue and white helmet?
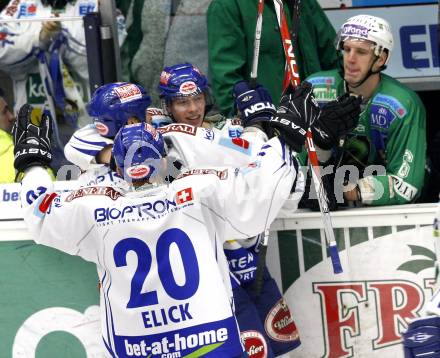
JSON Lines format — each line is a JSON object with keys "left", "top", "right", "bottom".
{"left": 112, "top": 123, "right": 166, "bottom": 183}
{"left": 158, "top": 63, "right": 209, "bottom": 101}
{"left": 87, "top": 82, "right": 151, "bottom": 138}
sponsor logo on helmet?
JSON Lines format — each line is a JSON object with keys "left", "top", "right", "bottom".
{"left": 241, "top": 330, "right": 267, "bottom": 358}
{"left": 160, "top": 71, "right": 171, "bottom": 85}
{"left": 95, "top": 122, "right": 109, "bottom": 136}
{"left": 342, "top": 24, "right": 369, "bottom": 38}
{"left": 144, "top": 122, "right": 160, "bottom": 141}
{"left": 114, "top": 84, "right": 142, "bottom": 103}
{"left": 192, "top": 66, "right": 202, "bottom": 75}
{"left": 265, "top": 298, "right": 300, "bottom": 342}
{"left": 179, "top": 81, "right": 198, "bottom": 95}
{"left": 126, "top": 165, "right": 150, "bottom": 179}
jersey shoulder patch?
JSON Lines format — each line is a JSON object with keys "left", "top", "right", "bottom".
{"left": 372, "top": 93, "right": 407, "bottom": 119}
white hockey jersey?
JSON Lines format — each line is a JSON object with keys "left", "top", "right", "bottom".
{"left": 0, "top": 1, "right": 97, "bottom": 116}
{"left": 21, "top": 136, "right": 298, "bottom": 357}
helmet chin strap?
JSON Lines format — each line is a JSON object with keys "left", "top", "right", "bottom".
{"left": 345, "top": 56, "right": 383, "bottom": 89}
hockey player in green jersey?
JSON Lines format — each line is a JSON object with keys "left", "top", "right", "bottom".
{"left": 305, "top": 14, "right": 426, "bottom": 206}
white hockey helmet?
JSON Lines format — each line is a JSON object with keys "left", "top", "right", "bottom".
{"left": 336, "top": 15, "right": 394, "bottom": 65}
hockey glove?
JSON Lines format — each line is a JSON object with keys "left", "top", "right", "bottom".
{"left": 312, "top": 93, "right": 362, "bottom": 150}
{"left": 402, "top": 316, "right": 440, "bottom": 358}
{"left": 269, "top": 81, "right": 319, "bottom": 152}
{"left": 233, "top": 81, "right": 276, "bottom": 127}
{"left": 13, "top": 104, "right": 52, "bottom": 173}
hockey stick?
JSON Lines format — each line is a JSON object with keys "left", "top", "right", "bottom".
{"left": 273, "top": 0, "right": 342, "bottom": 274}
{"left": 248, "top": 0, "right": 269, "bottom": 297}
{"left": 249, "top": 0, "right": 265, "bottom": 88}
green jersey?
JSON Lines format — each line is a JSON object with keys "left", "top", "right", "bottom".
{"left": 306, "top": 69, "right": 426, "bottom": 206}
{"left": 207, "top": 0, "right": 339, "bottom": 116}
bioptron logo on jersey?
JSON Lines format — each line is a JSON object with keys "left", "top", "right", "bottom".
{"left": 94, "top": 188, "right": 194, "bottom": 226}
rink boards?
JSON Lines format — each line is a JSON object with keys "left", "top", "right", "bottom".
{"left": 0, "top": 182, "right": 437, "bottom": 357}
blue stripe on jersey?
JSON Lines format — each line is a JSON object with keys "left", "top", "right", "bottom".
{"left": 71, "top": 146, "right": 101, "bottom": 157}
{"left": 102, "top": 337, "right": 117, "bottom": 358}
{"left": 73, "top": 134, "right": 109, "bottom": 148}
{"left": 102, "top": 270, "right": 117, "bottom": 356}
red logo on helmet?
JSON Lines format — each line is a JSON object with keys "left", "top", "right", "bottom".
{"left": 126, "top": 165, "right": 150, "bottom": 179}
{"left": 144, "top": 123, "right": 160, "bottom": 140}
{"left": 241, "top": 331, "right": 267, "bottom": 358}
{"left": 160, "top": 71, "right": 172, "bottom": 85}
{"left": 95, "top": 122, "right": 109, "bottom": 136}
{"left": 265, "top": 298, "right": 300, "bottom": 342}
{"left": 114, "top": 84, "right": 142, "bottom": 103}
{"left": 179, "top": 81, "right": 197, "bottom": 95}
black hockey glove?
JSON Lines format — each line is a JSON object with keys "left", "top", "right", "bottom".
{"left": 13, "top": 104, "right": 52, "bottom": 173}
{"left": 233, "top": 81, "right": 276, "bottom": 127}
{"left": 312, "top": 93, "right": 362, "bottom": 150}
{"left": 269, "top": 81, "right": 319, "bottom": 152}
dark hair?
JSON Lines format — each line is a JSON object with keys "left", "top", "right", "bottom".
{"left": 0, "top": 88, "right": 4, "bottom": 98}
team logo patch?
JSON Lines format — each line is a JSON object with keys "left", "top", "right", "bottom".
{"left": 177, "top": 169, "right": 228, "bottom": 180}
{"left": 265, "top": 298, "right": 300, "bottom": 342}
{"left": 0, "top": 28, "right": 17, "bottom": 47}
{"left": 38, "top": 193, "right": 58, "bottom": 214}
{"left": 157, "top": 123, "right": 197, "bottom": 136}
{"left": 218, "top": 137, "right": 252, "bottom": 155}
{"left": 370, "top": 104, "right": 396, "bottom": 130}
{"left": 66, "top": 187, "right": 122, "bottom": 202}
{"left": 176, "top": 188, "right": 193, "bottom": 204}
{"left": 203, "top": 128, "right": 215, "bottom": 141}
{"left": 114, "top": 83, "right": 142, "bottom": 103}
{"left": 179, "top": 81, "right": 198, "bottom": 95}
{"left": 18, "top": 3, "right": 36, "bottom": 18}
{"left": 373, "top": 94, "right": 407, "bottom": 119}
{"left": 241, "top": 330, "right": 267, "bottom": 358}
{"left": 308, "top": 76, "right": 335, "bottom": 86}
{"left": 126, "top": 165, "right": 150, "bottom": 179}
{"left": 95, "top": 122, "right": 109, "bottom": 136}
{"left": 313, "top": 88, "right": 337, "bottom": 104}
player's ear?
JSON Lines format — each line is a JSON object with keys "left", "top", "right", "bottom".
{"left": 374, "top": 51, "right": 387, "bottom": 71}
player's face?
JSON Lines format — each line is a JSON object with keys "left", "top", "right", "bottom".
{"left": 0, "top": 97, "right": 15, "bottom": 133}
{"left": 168, "top": 93, "right": 205, "bottom": 127}
{"left": 342, "top": 39, "right": 378, "bottom": 86}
